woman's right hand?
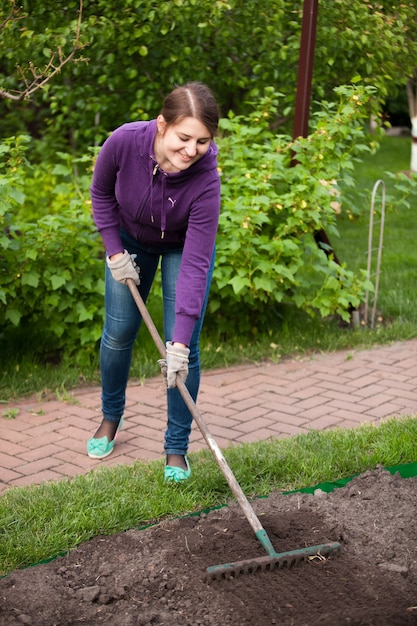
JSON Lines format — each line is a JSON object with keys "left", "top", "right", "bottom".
{"left": 106, "top": 250, "right": 140, "bottom": 285}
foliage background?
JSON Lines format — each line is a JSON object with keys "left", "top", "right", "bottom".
{"left": 1, "top": 0, "right": 417, "bottom": 376}
{"left": 1, "top": 1, "right": 416, "bottom": 156}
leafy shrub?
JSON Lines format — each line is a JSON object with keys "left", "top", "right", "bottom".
{"left": 210, "top": 85, "right": 377, "bottom": 336}
{"left": 3, "top": 84, "right": 413, "bottom": 358}
{"left": 0, "top": 138, "right": 104, "bottom": 364}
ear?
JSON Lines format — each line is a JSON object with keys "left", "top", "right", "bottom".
{"left": 157, "top": 115, "right": 167, "bottom": 135}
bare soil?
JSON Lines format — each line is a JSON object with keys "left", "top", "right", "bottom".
{"left": 1, "top": 467, "right": 417, "bottom": 626}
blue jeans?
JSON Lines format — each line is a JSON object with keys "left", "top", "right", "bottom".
{"left": 100, "top": 231, "right": 215, "bottom": 456}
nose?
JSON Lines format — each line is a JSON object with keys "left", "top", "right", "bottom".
{"left": 185, "top": 142, "right": 197, "bottom": 157}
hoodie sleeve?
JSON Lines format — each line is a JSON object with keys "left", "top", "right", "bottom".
{"left": 90, "top": 131, "right": 124, "bottom": 257}
{"left": 172, "top": 165, "right": 221, "bottom": 345}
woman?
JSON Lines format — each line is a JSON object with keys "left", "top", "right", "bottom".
{"left": 87, "top": 82, "right": 221, "bottom": 482}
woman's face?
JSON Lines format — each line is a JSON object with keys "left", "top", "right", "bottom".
{"left": 155, "top": 115, "right": 212, "bottom": 173}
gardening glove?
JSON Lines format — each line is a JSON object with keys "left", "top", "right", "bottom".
{"left": 158, "top": 341, "right": 190, "bottom": 389}
{"left": 106, "top": 250, "right": 140, "bottom": 285}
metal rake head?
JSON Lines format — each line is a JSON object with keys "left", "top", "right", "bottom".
{"left": 206, "top": 541, "right": 341, "bottom": 581}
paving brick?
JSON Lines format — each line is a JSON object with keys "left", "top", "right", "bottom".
{"left": 10, "top": 470, "right": 64, "bottom": 487}
{"left": 198, "top": 392, "right": 231, "bottom": 408}
{"left": 197, "top": 402, "right": 239, "bottom": 419}
{"left": 342, "top": 366, "right": 375, "bottom": 380}
{"left": 129, "top": 424, "right": 165, "bottom": 443}
{"left": 18, "top": 422, "right": 66, "bottom": 440}
{"left": 58, "top": 437, "right": 87, "bottom": 454}
{"left": 55, "top": 449, "right": 94, "bottom": 467}
{"left": 18, "top": 443, "right": 63, "bottom": 463}
{"left": 296, "top": 405, "right": 334, "bottom": 420}
{"left": 367, "top": 402, "right": 412, "bottom": 419}
{"left": 261, "top": 401, "right": 306, "bottom": 416}
{"left": 253, "top": 390, "right": 298, "bottom": 406}
{"left": 307, "top": 415, "right": 343, "bottom": 430}
{"left": 125, "top": 436, "right": 163, "bottom": 454}
{"left": 226, "top": 387, "right": 265, "bottom": 402}
{"left": 332, "top": 409, "right": 377, "bottom": 423}
{"left": 0, "top": 467, "right": 23, "bottom": 482}
{"left": 66, "top": 406, "right": 100, "bottom": 420}
{"left": 360, "top": 393, "right": 398, "bottom": 408}
{"left": 18, "top": 457, "right": 62, "bottom": 476}
{"left": 233, "top": 406, "right": 270, "bottom": 423}
{"left": 0, "top": 451, "right": 25, "bottom": 469}
{"left": 200, "top": 412, "right": 242, "bottom": 429}
{"left": 320, "top": 389, "right": 371, "bottom": 403}
{"left": 236, "top": 417, "right": 276, "bottom": 434}
{"left": 378, "top": 374, "right": 413, "bottom": 387}
{"left": 278, "top": 377, "right": 324, "bottom": 395}
{"left": 127, "top": 414, "right": 165, "bottom": 431}
{"left": 315, "top": 378, "right": 355, "bottom": 392}
{"left": 256, "top": 379, "right": 302, "bottom": 393}
{"left": 268, "top": 422, "right": 308, "bottom": 436}
{"left": 127, "top": 402, "right": 167, "bottom": 416}
{"left": 295, "top": 395, "right": 331, "bottom": 410}
{"left": 73, "top": 393, "right": 102, "bottom": 409}
{"left": 193, "top": 435, "right": 231, "bottom": 450}
{"left": 397, "top": 397, "right": 417, "bottom": 411}
{"left": 1, "top": 338, "right": 417, "bottom": 490}
{"left": 308, "top": 373, "right": 352, "bottom": 387}
{"left": 344, "top": 374, "right": 384, "bottom": 388}
{"left": 236, "top": 429, "right": 278, "bottom": 444}
{"left": 0, "top": 440, "right": 31, "bottom": 457}
{"left": 229, "top": 397, "right": 265, "bottom": 411}
{"left": 125, "top": 449, "right": 161, "bottom": 461}
{"left": 55, "top": 462, "right": 88, "bottom": 478}
{"left": 351, "top": 384, "right": 392, "bottom": 399}
{"left": 326, "top": 399, "right": 370, "bottom": 413}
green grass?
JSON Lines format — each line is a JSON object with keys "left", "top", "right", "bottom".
{"left": 336, "top": 135, "right": 416, "bottom": 324}
{"left": 1, "top": 416, "right": 417, "bottom": 577}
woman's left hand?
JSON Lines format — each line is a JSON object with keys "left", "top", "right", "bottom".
{"left": 158, "top": 342, "right": 190, "bottom": 388}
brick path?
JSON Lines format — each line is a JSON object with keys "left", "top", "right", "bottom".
{"left": 1, "top": 339, "right": 417, "bottom": 495}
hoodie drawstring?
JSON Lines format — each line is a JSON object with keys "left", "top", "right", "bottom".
{"left": 150, "top": 161, "right": 167, "bottom": 239}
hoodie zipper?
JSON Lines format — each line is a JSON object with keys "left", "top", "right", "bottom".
{"left": 151, "top": 162, "right": 168, "bottom": 239}
{"left": 137, "top": 161, "right": 167, "bottom": 240}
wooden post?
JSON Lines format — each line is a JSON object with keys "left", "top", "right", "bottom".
{"left": 292, "top": 0, "right": 341, "bottom": 265}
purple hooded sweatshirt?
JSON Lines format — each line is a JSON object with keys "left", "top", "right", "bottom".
{"left": 91, "top": 119, "right": 221, "bottom": 346}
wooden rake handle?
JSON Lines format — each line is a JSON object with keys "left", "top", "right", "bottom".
{"left": 126, "top": 279, "right": 273, "bottom": 550}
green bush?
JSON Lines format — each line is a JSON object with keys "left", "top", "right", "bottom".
{"left": 209, "top": 85, "right": 377, "bottom": 335}
{"left": 0, "top": 138, "right": 104, "bottom": 363}
{"left": 3, "top": 84, "right": 414, "bottom": 359}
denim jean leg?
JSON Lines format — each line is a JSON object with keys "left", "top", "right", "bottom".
{"left": 100, "top": 251, "right": 158, "bottom": 422}
{"left": 162, "top": 249, "right": 215, "bottom": 455}
{"left": 100, "top": 266, "right": 142, "bottom": 422}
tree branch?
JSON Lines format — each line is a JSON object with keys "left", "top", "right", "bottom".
{"left": 0, "top": 0, "right": 87, "bottom": 101}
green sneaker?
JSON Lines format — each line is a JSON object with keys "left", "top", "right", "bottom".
{"left": 87, "top": 418, "right": 123, "bottom": 459}
{"left": 164, "top": 456, "right": 191, "bottom": 482}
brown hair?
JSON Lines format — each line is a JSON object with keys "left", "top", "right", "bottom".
{"left": 160, "top": 82, "right": 219, "bottom": 138}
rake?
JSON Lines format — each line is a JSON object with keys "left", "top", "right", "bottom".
{"left": 127, "top": 279, "right": 341, "bottom": 580}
